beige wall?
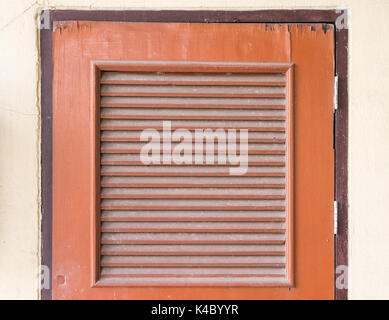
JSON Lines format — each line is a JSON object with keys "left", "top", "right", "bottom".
{"left": 0, "top": 0, "right": 388, "bottom": 299}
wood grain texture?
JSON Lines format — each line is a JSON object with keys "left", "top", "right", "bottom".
{"left": 43, "top": 9, "right": 348, "bottom": 300}
{"left": 52, "top": 21, "right": 334, "bottom": 299}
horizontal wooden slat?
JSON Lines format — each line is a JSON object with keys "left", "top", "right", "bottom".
{"left": 101, "top": 129, "right": 286, "bottom": 139}
{"left": 101, "top": 244, "right": 285, "bottom": 256}
{"left": 101, "top": 107, "right": 285, "bottom": 117}
{"left": 101, "top": 210, "right": 285, "bottom": 222}
{"left": 101, "top": 84, "right": 285, "bottom": 98}
{"left": 100, "top": 141, "right": 285, "bottom": 150}
{"left": 101, "top": 251, "right": 284, "bottom": 256}
{"left": 102, "top": 262, "right": 285, "bottom": 268}
{"left": 101, "top": 96, "right": 286, "bottom": 109}
{"left": 102, "top": 92, "right": 285, "bottom": 98}
{"left": 102, "top": 197, "right": 284, "bottom": 206}
{"left": 101, "top": 248, "right": 285, "bottom": 255}
{"left": 101, "top": 125, "right": 285, "bottom": 132}
{"left": 100, "top": 71, "right": 286, "bottom": 86}
{"left": 101, "top": 255, "right": 285, "bottom": 267}
{"left": 101, "top": 150, "right": 285, "bottom": 155}
{"left": 101, "top": 137, "right": 286, "bottom": 143}
{"left": 102, "top": 240, "right": 286, "bottom": 245}
{"left": 101, "top": 206, "right": 285, "bottom": 211}
{"left": 101, "top": 183, "right": 285, "bottom": 188}
{"left": 101, "top": 194, "right": 285, "bottom": 199}
{"left": 101, "top": 186, "right": 285, "bottom": 194}
{"left": 100, "top": 266, "right": 285, "bottom": 278}
{"left": 101, "top": 175, "right": 284, "bottom": 184}
{"left": 102, "top": 219, "right": 283, "bottom": 227}
{"left": 102, "top": 228, "right": 285, "bottom": 233}
{"left": 100, "top": 161, "right": 286, "bottom": 166}
{"left": 100, "top": 172, "right": 285, "bottom": 177}
{"left": 101, "top": 217, "right": 285, "bottom": 222}
{"left": 102, "top": 222, "right": 285, "bottom": 233}
{"left": 102, "top": 81, "right": 286, "bottom": 87}
{"left": 102, "top": 231, "right": 285, "bottom": 243}
{"left": 100, "top": 114, "right": 285, "bottom": 121}
{"left": 101, "top": 166, "right": 285, "bottom": 175}
{"left": 102, "top": 103, "right": 285, "bottom": 110}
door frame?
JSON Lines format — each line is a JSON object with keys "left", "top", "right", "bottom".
{"left": 40, "top": 9, "right": 348, "bottom": 300}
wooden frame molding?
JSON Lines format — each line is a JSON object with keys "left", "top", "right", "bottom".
{"left": 91, "top": 61, "right": 294, "bottom": 288}
{"left": 40, "top": 9, "right": 348, "bottom": 300}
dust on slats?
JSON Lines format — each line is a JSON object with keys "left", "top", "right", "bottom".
{"left": 101, "top": 244, "right": 286, "bottom": 255}
{"left": 101, "top": 266, "right": 285, "bottom": 277}
{"left": 98, "top": 68, "right": 289, "bottom": 285}
{"left": 101, "top": 96, "right": 286, "bottom": 108}
{"left": 101, "top": 210, "right": 286, "bottom": 222}
{"left": 101, "top": 255, "right": 286, "bottom": 266}
{"left": 101, "top": 232, "right": 286, "bottom": 244}
{"left": 100, "top": 84, "right": 285, "bottom": 97}
{"left": 100, "top": 71, "right": 285, "bottom": 85}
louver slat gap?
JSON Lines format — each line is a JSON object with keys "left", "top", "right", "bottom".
{"left": 96, "top": 63, "right": 292, "bottom": 286}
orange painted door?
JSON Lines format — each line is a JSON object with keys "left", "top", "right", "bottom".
{"left": 52, "top": 22, "right": 334, "bottom": 299}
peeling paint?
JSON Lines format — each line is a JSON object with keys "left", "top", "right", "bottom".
{"left": 53, "top": 20, "right": 91, "bottom": 33}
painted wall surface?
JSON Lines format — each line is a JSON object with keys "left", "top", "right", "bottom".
{"left": 0, "top": 0, "right": 388, "bottom": 300}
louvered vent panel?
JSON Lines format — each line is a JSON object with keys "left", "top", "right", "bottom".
{"left": 97, "top": 62, "right": 293, "bottom": 286}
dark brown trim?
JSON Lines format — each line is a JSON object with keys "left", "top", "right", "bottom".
{"left": 334, "top": 26, "right": 349, "bottom": 301}
{"left": 50, "top": 9, "right": 341, "bottom": 24}
{"left": 40, "top": 9, "right": 348, "bottom": 300}
{"left": 40, "top": 9, "right": 53, "bottom": 301}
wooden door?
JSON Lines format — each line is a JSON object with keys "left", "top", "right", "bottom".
{"left": 52, "top": 22, "right": 334, "bottom": 299}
